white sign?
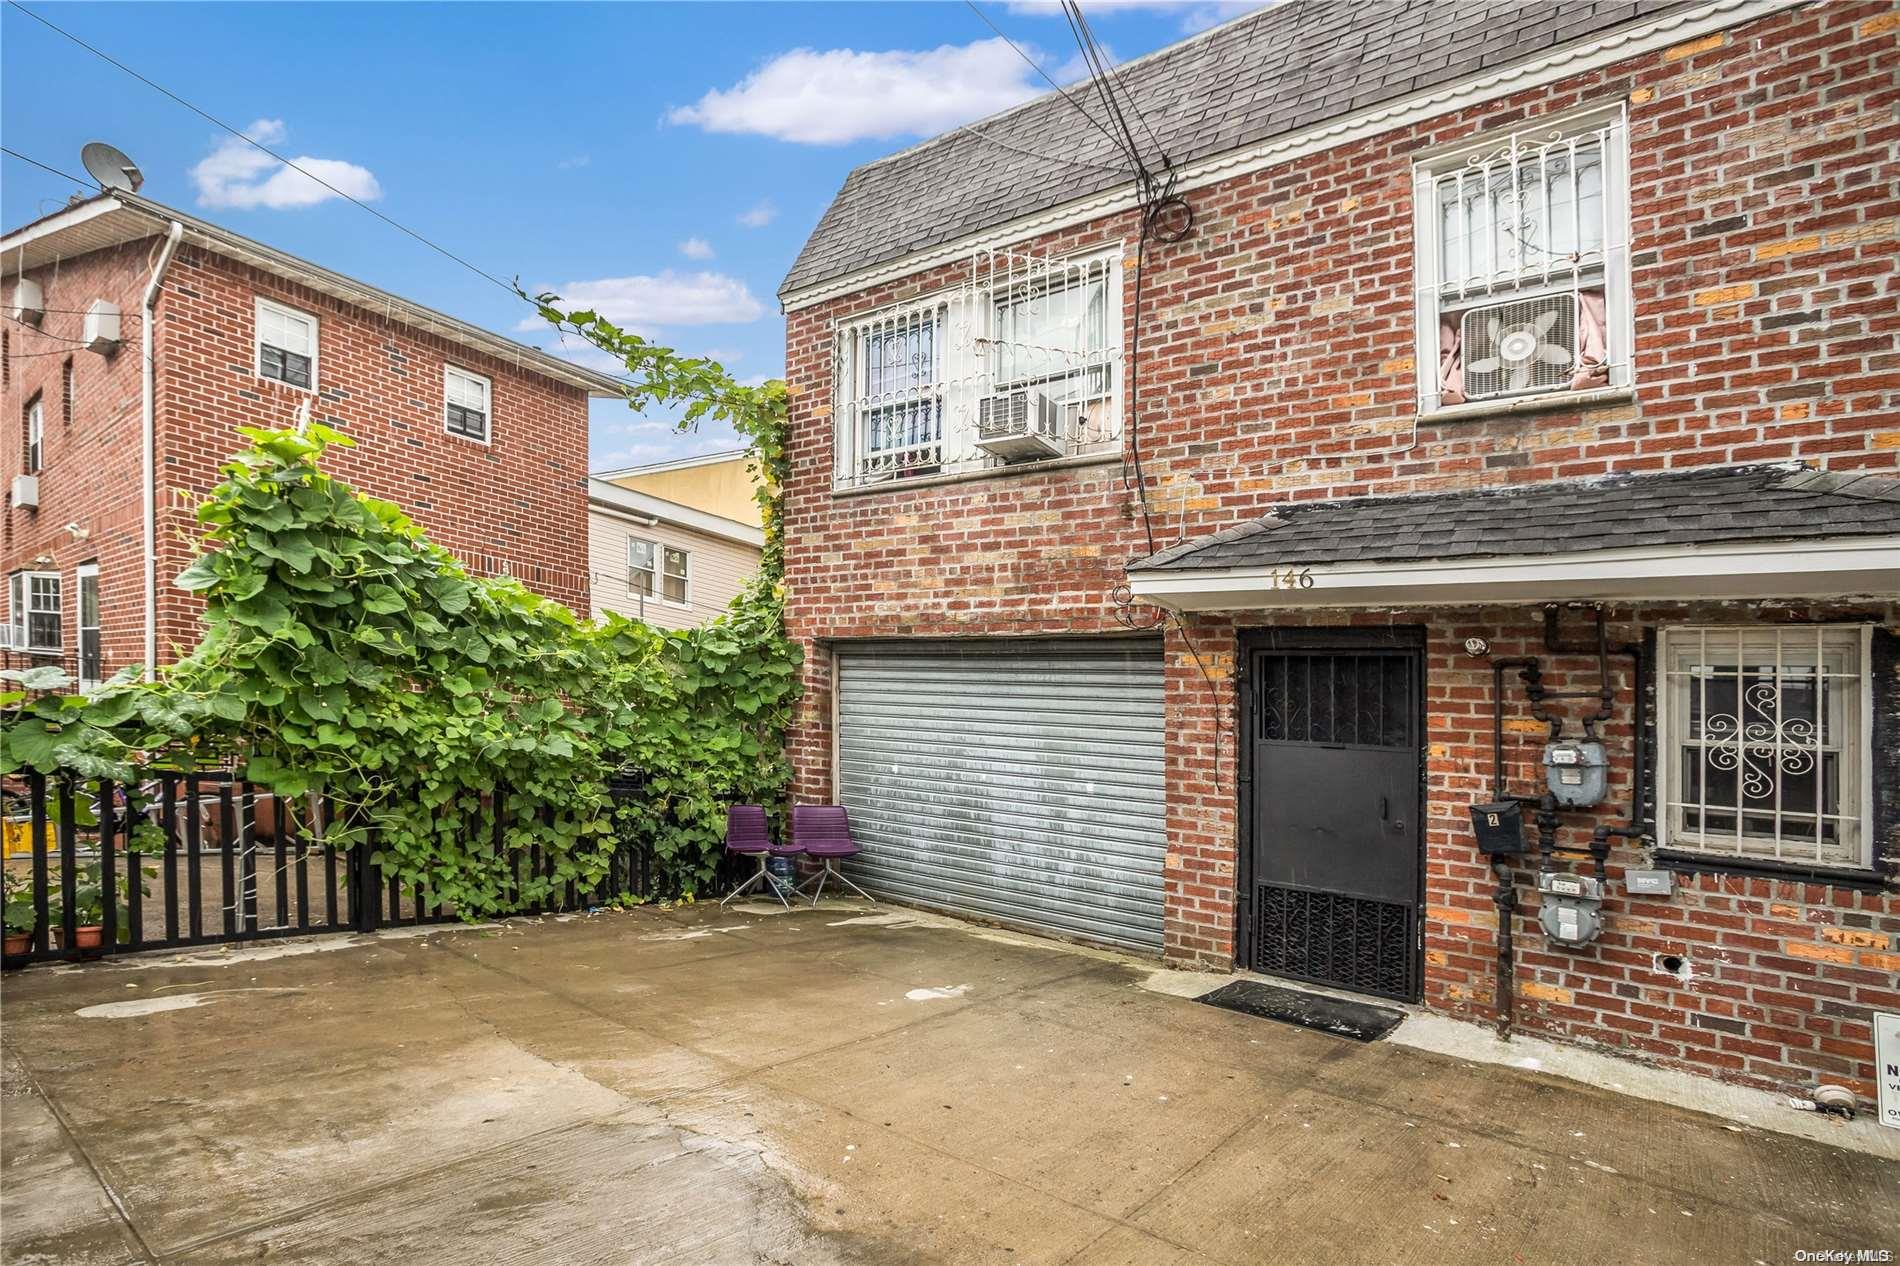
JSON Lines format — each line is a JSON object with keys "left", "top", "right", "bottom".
{"left": 1879, "top": 1012, "right": 1900, "bottom": 1131}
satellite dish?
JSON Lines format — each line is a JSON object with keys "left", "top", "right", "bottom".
{"left": 80, "top": 141, "right": 143, "bottom": 193}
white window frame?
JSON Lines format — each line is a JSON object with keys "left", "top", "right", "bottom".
{"left": 444, "top": 365, "right": 492, "bottom": 444}
{"left": 627, "top": 536, "right": 689, "bottom": 607}
{"left": 1411, "top": 102, "right": 1633, "bottom": 415}
{"left": 25, "top": 393, "right": 44, "bottom": 474}
{"left": 1655, "top": 624, "right": 1874, "bottom": 871}
{"left": 75, "top": 563, "right": 101, "bottom": 690}
{"left": 254, "top": 296, "right": 319, "bottom": 393}
{"left": 8, "top": 570, "right": 63, "bottom": 655}
{"left": 835, "top": 298, "right": 950, "bottom": 485}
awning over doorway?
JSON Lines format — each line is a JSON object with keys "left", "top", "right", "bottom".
{"left": 1127, "top": 465, "right": 1900, "bottom": 610}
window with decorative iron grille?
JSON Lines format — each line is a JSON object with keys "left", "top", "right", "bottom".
{"left": 1412, "top": 105, "right": 1631, "bottom": 412}
{"left": 833, "top": 248, "right": 1122, "bottom": 488}
{"left": 1657, "top": 626, "right": 1873, "bottom": 870}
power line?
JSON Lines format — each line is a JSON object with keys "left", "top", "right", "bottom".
{"left": 1066, "top": 1, "right": 1172, "bottom": 176}
{"left": 0, "top": 145, "right": 101, "bottom": 193}
{"left": 961, "top": 0, "right": 1140, "bottom": 170}
{"left": 5, "top": 0, "right": 521, "bottom": 302}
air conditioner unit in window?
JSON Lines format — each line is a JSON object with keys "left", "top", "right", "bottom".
{"left": 10, "top": 474, "right": 38, "bottom": 510}
{"left": 976, "top": 388, "right": 1063, "bottom": 462}
{"left": 1460, "top": 292, "right": 1578, "bottom": 400}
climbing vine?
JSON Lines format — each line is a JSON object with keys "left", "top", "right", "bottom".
{"left": 1, "top": 299, "right": 799, "bottom": 911}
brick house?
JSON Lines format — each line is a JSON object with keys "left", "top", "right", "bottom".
{"left": 778, "top": 0, "right": 1900, "bottom": 1105}
{"left": 2, "top": 189, "right": 621, "bottom": 685}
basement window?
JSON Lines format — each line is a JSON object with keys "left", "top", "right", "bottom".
{"left": 1412, "top": 105, "right": 1632, "bottom": 413}
{"left": 1657, "top": 626, "right": 1872, "bottom": 870}
{"left": 7, "top": 571, "right": 62, "bottom": 654}
{"left": 444, "top": 365, "right": 491, "bottom": 442}
{"left": 256, "top": 297, "right": 317, "bottom": 391}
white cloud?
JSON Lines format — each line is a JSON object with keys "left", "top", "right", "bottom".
{"left": 191, "top": 119, "right": 382, "bottom": 211}
{"left": 737, "top": 200, "right": 777, "bottom": 228}
{"left": 669, "top": 39, "right": 1050, "bottom": 146}
{"left": 517, "top": 271, "right": 764, "bottom": 334}
{"left": 558, "top": 154, "right": 591, "bottom": 170}
{"left": 679, "top": 236, "right": 715, "bottom": 260}
{"left": 1005, "top": 0, "right": 1272, "bottom": 33}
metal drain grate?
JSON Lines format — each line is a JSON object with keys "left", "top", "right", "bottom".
{"left": 1253, "top": 883, "right": 1416, "bottom": 1002}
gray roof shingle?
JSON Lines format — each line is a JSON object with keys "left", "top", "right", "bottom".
{"left": 1132, "top": 466, "right": 1900, "bottom": 572}
{"left": 781, "top": 0, "right": 1680, "bottom": 299}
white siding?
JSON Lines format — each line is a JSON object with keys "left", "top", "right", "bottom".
{"left": 588, "top": 507, "right": 761, "bottom": 629}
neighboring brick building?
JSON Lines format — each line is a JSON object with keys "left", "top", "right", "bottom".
{"left": 2, "top": 190, "right": 620, "bottom": 683}
{"left": 778, "top": 0, "right": 1900, "bottom": 1105}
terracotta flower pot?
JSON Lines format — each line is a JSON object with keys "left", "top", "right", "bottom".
{"left": 2, "top": 932, "right": 28, "bottom": 956}
{"left": 67, "top": 926, "right": 104, "bottom": 950}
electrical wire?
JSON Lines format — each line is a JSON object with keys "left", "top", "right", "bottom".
{"left": 1067, "top": 1, "right": 1172, "bottom": 175}
{"left": 0, "top": 145, "right": 102, "bottom": 193}
{"left": 961, "top": 0, "right": 1143, "bottom": 170}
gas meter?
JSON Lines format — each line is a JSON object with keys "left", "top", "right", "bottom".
{"left": 1537, "top": 871, "right": 1604, "bottom": 948}
{"left": 1541, "top": 739, "right": 1608, "bottom": 808}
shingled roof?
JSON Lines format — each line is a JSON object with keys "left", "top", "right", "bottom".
{"left": 781, "top": 0, "right": 1681, "bottom": 299}
{"left": 1132, "top": 467, "right": 1900, "bottom": 573}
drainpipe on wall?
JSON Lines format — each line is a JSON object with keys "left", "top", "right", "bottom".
{"left": 141, "top": 220, "right": 183, "bottom": 681}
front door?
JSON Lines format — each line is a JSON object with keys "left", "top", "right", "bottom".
{"left": 1241, "top": 635, "right": 1423, "bottom": 1002}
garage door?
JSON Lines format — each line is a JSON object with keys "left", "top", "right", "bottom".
{"left": 834, "top": 638, "right": 1167, "bottom": 952}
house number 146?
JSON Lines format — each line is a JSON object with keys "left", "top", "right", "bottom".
{"left": 1270, "top": 569, "right": 1314, "bottom": 590}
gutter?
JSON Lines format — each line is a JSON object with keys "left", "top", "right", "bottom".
{"left": 141, "top": 219, "right": 183, "bottom": 680}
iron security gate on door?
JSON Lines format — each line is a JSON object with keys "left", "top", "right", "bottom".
{"left": 1241, "top": 633, "right": 1424, "bottom": 1002}
{"left": 834, "top": 639, "right": 1167, "bottom": 952}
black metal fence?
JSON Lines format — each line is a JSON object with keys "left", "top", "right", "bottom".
{"left": 2, "top": 769, "right": 663, "bottom": 968}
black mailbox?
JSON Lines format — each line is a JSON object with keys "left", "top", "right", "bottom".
{"left": 1469, "top": 800, "right": 1526, "bottom": 855}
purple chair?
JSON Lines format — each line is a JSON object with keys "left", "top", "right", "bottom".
{"left": 719, "top": 805, "right": 803, "bottom": 909}
{"left": 791, "top": 805, "right": 874, "bottom": 906}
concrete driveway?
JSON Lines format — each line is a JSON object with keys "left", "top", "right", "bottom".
{"left": 3, "top": 900, "right": 1895, "bottom": 1265}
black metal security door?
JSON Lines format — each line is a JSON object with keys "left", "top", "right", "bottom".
{"left": 1241, "top": 636, "right": 1424, "bottom": 1002}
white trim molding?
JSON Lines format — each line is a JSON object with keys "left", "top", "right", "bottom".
{"left": 1127, "top": 537, "right": 1900, "bottom": 612}
{"left": 780, "top": 0, "right": 1800, "bottom": 314}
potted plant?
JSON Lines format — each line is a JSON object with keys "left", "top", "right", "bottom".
{"left": 49, "top": 862, "right": 154, "bottom": 952}
{"left": 3, "top": 870, "right": 35, "bottom": 956}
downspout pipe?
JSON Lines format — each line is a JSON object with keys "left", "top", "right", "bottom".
{"left": 141, "top": 220, "right": 184, "bottom": 681}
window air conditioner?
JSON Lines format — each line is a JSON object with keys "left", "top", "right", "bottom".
{"left": 975, "top": 388, "right": 1064, "bottom": 462}
{"left": 82, "top": 300, "right": 122, "bottom": 355}
{"left": 10, "top": 474, "right": 38, "bottom": 510}
{"left": 10, "top": 278, "right": 44, "bottom": 327}
{"left": 1460, "top": 292, "right": 1578, "bottom": 400}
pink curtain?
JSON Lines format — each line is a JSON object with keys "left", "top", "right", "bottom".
{"left": 1570, "top": 288, "right": 1609, "bottom": 390}
{"left": 1438, "top": 313, "right": 1465, "bottom": 406}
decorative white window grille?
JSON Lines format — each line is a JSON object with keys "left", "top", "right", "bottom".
{"left": 76, "top": 563, "right": 101, "bottom": 689}
{"left": 1657, "top": 626, "right": 1873, "bottom": 870}
{"left": 1412, "top": 105, "right": 1631, "bottom": 412}
{"left": 256, "top": 297, "right": 318, "bottom": 391}
{"left": 445, "top": 366, "right": 491, "bottom": 442}
{"left": 8, "top": 570, "right": 62, "bottom": 654}
{"left": 833, "top": 247, "right": 1122, "bottom": 488}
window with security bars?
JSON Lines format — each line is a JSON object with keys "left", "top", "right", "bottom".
{"left": 445, "top": 366, "right": 491, "bottom": 442}
{"left": 256, "top": 298, "right": 317, "bottom": 390}
{"left": 841, "top": 306, "right": 944, "bottom": 480}
{"left": 1658, "top": 626, "right": 1872, "bottom": 870}
{"left": 1412, "top": 107, "right": 1630, "bottom": 411}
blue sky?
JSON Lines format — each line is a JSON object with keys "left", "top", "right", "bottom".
{"left": 2, "top": 1, "right": 1261, "bottom": 470}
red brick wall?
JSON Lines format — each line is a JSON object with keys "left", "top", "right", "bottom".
{"left": 781, "top": 2, "right": 1900, "bottom": 1098}
{"left": 4, "top": 237, "right": 591, "bottom": 678}
{"left": 2, "top": 240, "right": 149, "bottom": 681}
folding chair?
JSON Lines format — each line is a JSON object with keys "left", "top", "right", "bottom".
{"left": 792, "top": 805, "right": 874, "bottom": 906}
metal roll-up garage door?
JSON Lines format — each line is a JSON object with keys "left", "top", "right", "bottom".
{"left": 834, "top": 638, "right": 1167, "bottom": 952}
